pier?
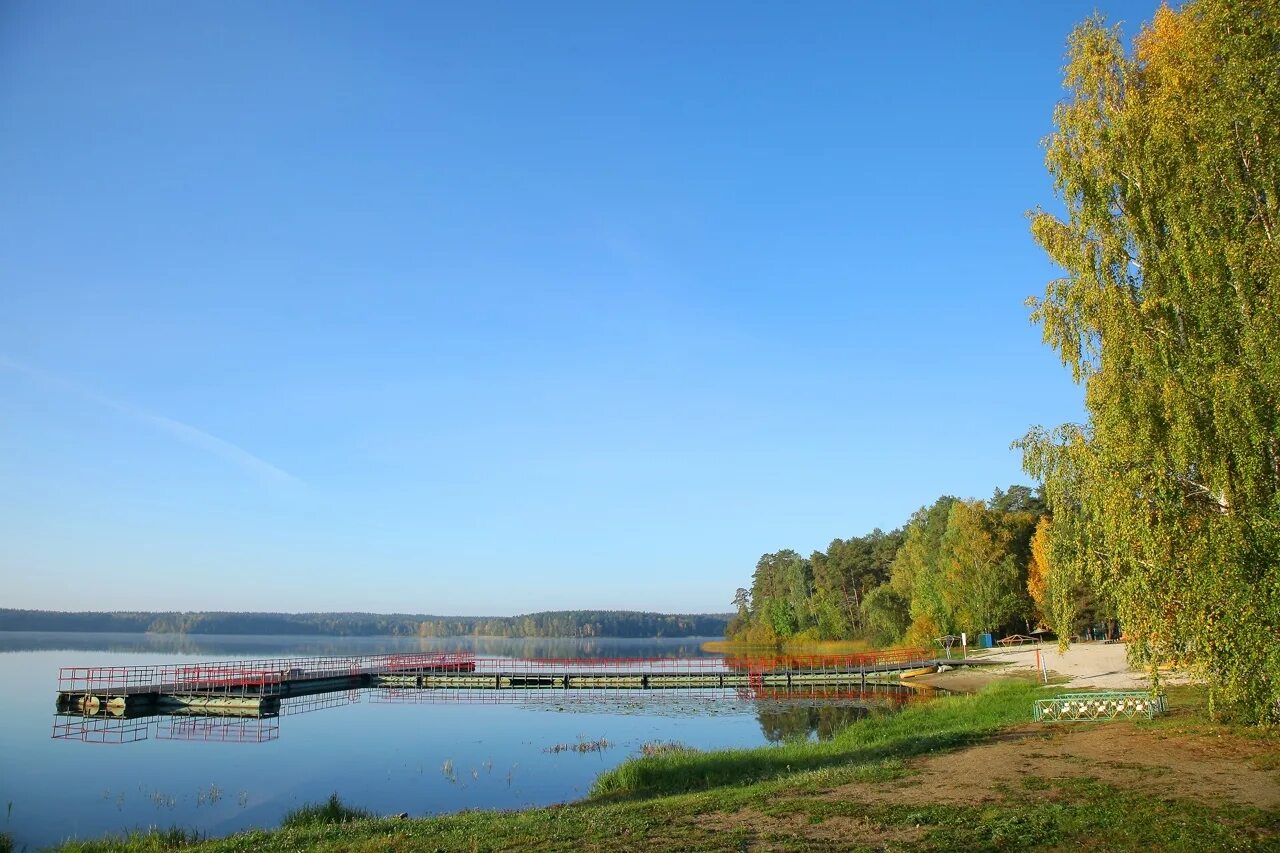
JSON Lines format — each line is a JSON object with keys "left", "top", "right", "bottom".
{"left": 51, "top": 648, "right": 990, "bottom": 743}
{"left": 55, "top": 652, "right": 477, "bottom": 716}
{"left": 55, "top": 648, "right": 969, "bottom": 717}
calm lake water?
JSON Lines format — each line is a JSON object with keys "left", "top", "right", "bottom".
{"left": 0, "top": 632, "right": 918, "bottom": 849}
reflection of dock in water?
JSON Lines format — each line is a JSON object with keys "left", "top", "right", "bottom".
{"left": 51, "top": 690, "right": 363, "bottom": 744}
{"left": 370, "top": 681, "right": 933, "bottom": 712}
{"left": 52, "top": 649, "right": 975, "bottom": 744}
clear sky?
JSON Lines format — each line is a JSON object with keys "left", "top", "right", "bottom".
{"left": 1, "top": 1, "right": 1158, "bottom": 615}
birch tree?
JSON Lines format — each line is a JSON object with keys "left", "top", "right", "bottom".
{"left": 1020, "top": 0, "right": 1280, "bottom": 721}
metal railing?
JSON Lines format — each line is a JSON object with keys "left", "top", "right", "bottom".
{"left": 57, "top": 652, "right": 477, "bottom": 697}
{"left": 369, "top": 681, "right": 929, "bottom": 706}
{"left": 51, "top": 714, "right": 150, "bottom": 744}
{"left": 57, "top": 649, "right": 931, "bottom": 694}
{"left": 157, "top": 717, "right": 281, "bottom": 743}
{"left": 1033, "top": 691, "right": 1167, "bottom": 722}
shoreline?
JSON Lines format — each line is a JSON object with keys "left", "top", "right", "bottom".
{"left": 918, "top": 640, "right": 1197, "bottom": 692}
{"left": 47, "top": 650, "right": 1278, "bottom": 852}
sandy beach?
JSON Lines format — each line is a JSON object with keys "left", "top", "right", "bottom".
{"left": 914, "top": 640, "right": 1193, "bottom": 692}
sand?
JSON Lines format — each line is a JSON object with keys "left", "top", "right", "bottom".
{"left": 912, "top": 640, "right": 1194, "bottom": 692}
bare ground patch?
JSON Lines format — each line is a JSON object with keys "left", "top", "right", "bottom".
{"left": 821, "top": 723, "right": 1280, "bottom": 810}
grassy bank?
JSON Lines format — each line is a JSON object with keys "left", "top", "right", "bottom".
{"left": 591, "top": 681, "right": 1038, "bottom": 799}
{"left": 51, "top": 680, "right": 1279, "bottom": 852}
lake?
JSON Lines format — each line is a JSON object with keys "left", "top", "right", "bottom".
{"left": 0, "top": 632, "right": 921, "bottom": 849}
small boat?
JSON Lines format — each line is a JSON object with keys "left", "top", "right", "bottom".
{"left": 898, "top": 665, "right": 938, "bottom": 679}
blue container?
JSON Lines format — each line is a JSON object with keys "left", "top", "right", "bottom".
{"left": 979, "top": 632, "right": 994, "bottom": 648}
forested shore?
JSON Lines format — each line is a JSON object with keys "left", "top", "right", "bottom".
{"left": 0, "top": 609, "right": 730, "bottom": 638}
{"left": 729, "top": 0, "right": 1280, "bottom": 724}
{"left": 725, "top": 485, "right": 1081, "bottom": 648}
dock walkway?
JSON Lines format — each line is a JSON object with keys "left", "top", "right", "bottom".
{"left": 56, "top": 649, "right": 972, "bottom": 716}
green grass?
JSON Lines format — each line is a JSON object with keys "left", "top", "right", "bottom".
{"left": 51, "top": 766, "right": 1276, "bottom": 852}
{"left": 46, "top": 682, "right": 1279, "bottom": 852}
{"left": 591, "top": 680, "right": 1042, "bottom": 798}
{"left": 280, "top": 793, "right": 375, "bottom": 828}
{"left": 50, "top": 827, "right": 203, "bottom": 852}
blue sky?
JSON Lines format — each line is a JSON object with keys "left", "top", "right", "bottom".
{"left": 1, "top": 1, "right": 1157, "bottom": 615}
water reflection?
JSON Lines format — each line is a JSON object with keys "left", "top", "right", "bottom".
{"left": 8, "top": 635, "right": 946, "bottom": 850}
{"left": 48, "top": 643, "right": 941, "bottom": 747}
{"left": 51, "top": 691, "right": 363, "bottom": 744}
{"left": 53, "top": 682, "right": 935, "bottom": 746}
{"left": 757, "top": 704, "right": 869, "bottom": 742}
{"left": 754, "top": 682, "right": 937, "bottom": 742}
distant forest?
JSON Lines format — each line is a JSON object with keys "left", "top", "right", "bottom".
{"left": 0, "top": 609, "right": 731, "bottom": 638}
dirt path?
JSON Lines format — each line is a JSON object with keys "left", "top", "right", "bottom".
{"left": 689, "top": 722, "right": 1280, "bottom": 850}
{"left": 832, "top": 722, "right": 1280, "bottom": 810}
{"left": 681, "top": 648, "right": 1268, "bottom": 850}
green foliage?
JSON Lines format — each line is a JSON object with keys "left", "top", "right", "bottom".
{"left": 762, "top": 597, "right": 798, "bottom": 637}
{"left": 731, "top": 530, "right": 908, "bottom": 643}
{"left": 940, "top": 500, "right": 1035, "bottom": 636}
{"left": 890, "top": 497, "right": 957, "bottom": 641}
{"left": 811, "top": 528, "right": 904, "bottom": 635}
{"left": 989, "top": 484, "right": 1047, "bottom": 516}
{"left": 729, "top": 488, "right": 1042, "bottom": 646}
{"left": 885, "top": 492, "right": 1037, "bottom": 643}
{"left": 1026, "top": 516, "right": 1051, "bottom": 627}
{"left": 1021, "top": 0, "right": 1280, "bottom": 722}
{"left": 45, "top": 827, "right": 203, "bottom": 852}
{"left": 280, "top": 793, "right": 374, "bottom": 828}
{"left": 860, "top": 584, "right": 910, "bottom": 645}
{"left": 746, "top": 549, "right": 811, "bottom": 639}
{"left": 808, "top": 591, "right": 849, "bottom": 640}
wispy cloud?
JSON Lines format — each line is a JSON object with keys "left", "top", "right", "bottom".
{"left": 0, "top": 356, "right": 299, "bottom": 486}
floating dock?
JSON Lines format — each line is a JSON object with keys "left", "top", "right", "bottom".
{"left": 56, "top": 648, "right": 971, "bottom": 719}
{"left": 55, "top": 652, "right": 476, "bottom": 716}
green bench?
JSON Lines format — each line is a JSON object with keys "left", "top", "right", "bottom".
{"left": 1033, "top": 691, "right": 1167, "bottom": 722}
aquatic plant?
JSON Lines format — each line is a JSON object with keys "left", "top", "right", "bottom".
{"left": 544, "top": 737, "right": 612, "bottom": 754}
{"left": 639, "top": 741, "right": 694, "bottom": 757}
{"left": 147, "top": 791, "right": 176, "bottom": 809}
{"left": 195, "top": 784, "right": 221, "bottom": 807}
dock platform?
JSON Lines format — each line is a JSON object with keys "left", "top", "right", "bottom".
{"left": 55, "top": 648, "right": 974, "bottom": 717}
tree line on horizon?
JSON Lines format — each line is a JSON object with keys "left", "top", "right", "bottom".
{"left": 0, "top": 609, "right": 731, "bottom": 639}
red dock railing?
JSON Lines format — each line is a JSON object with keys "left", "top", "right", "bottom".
{"left": 57, "top": 652, "right": 478, "bottom": 697}
{"left": 53, "top": 650, "right": 940, "bottom": 744}
{"left": 56, "top": 649, "right": 933, "bottom": 701}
